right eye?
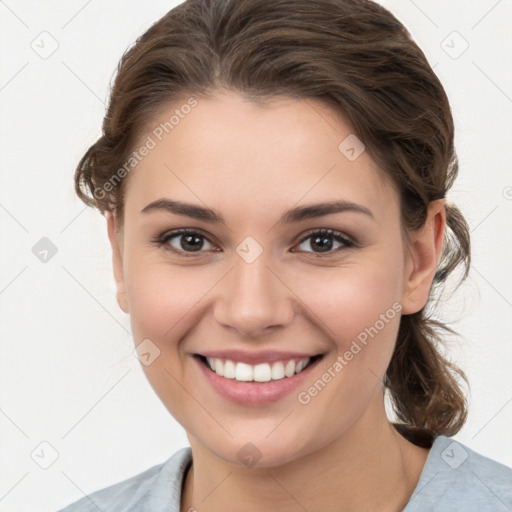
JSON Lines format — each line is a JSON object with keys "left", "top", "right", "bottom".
{"left": 152, "top": 229, "right": 219, "bottom": 256}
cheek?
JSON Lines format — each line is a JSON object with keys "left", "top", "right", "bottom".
{"left": 292, "top": 255, "right": 404, "bottom": 345}
{"left": 124, "top": 255, "right": 209, "bottom": 341}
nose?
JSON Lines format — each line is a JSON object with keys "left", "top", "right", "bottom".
{"left": 213, "top": 252, "right": 296, "bottom": 338}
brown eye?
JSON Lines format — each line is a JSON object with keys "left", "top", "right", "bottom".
{"left": 154, "top": 229, "right": 217, "bottom": 255}
{"left": 294, "top": 229, "right": 354, "bottom": 254}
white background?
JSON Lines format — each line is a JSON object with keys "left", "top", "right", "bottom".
{"left": 0, "top": 1, "right": 511, "bottom": 511}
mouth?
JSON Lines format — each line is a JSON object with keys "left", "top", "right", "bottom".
{"left": 195, "top": 353, "right": 324, "bottom": 382}
{"left": 192, "top": 352, "right": 325, "bottom": 405}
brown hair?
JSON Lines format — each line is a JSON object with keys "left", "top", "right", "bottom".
{"left": 75, "top": 0, "right": 470, "bottom": 442}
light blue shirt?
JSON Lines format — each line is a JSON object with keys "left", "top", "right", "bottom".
{"left": 56, "top": 435, "right": 512, "bottom": 511}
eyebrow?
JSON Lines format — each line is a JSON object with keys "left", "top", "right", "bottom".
{"left": 140, "top": 198, "right": 374, "bottom": 225}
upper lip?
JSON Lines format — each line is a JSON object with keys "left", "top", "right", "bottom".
{"left": 195, "top": 350, "right": 323, "bottom": 365}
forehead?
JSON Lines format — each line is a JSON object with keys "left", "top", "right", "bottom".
{"left": 123, "top": 92, "right": 399, "bottom": 226}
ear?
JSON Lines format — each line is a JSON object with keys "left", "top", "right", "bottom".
{"left": 106, "top": 211, "right": 129, "bottom": 314}
{"left": 401, "top": 199, "right": 446, "bottom": 315}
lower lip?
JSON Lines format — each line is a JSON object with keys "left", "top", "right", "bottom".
{"left": 194, "top": 355, "right": 323, "bottom": 405}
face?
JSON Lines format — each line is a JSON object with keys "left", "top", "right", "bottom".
{"left": 107, "top": 91, "right": 444, "bottom": 467}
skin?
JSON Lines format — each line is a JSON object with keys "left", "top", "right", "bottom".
{"left": 105, "top": 90, "right": 445, "bottom": 512}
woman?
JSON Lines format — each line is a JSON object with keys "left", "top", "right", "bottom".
{"left": 57, "top": 0, "right": 512, "bottom": 510}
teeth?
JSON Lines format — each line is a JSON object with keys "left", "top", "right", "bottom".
{"left": 284, "top": 360, "right": 295, "bottom": 377}
{"left": 205, "top": 356, "right": 311, "bottom": 382}
{"left": 295, "top": 359, "right": 306, "bottom": 373}
{"left": 213, "top": 358, "right": 224, "bottom": 376}
{"left": 235, "top": 362, "right": 253, "bottom": 381}
{"left": 253, "top": 363, "right": 272, "bottom": 382}
{"left": 271, "top": 361, "right": 285, "bottom": 380}
{"left": 223, "top": 360, "right": 236, "bottom": 379}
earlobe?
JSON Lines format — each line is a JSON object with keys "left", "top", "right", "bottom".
{"left": 401, "top": 199, "right": 446, "bottom": 315}
{"left": 106, "top": 211, "right": 129, "bottom": 314}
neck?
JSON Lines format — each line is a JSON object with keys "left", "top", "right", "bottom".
{"left": 180, "top": 396, "right": 430, "bottom": 512}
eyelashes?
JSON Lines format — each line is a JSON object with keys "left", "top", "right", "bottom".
{"left": 151, "top": 228, "right": 357, "bottom": 258}
{"left": 152, "top": 228, "right": 218, "bottom": 256}
{"left": 294, "top": 229, "right": 355, "bottom": 254}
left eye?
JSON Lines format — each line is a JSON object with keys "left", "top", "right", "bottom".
{"left": 294, "top": 229, "right": 354, "bottom": 254}
{"left": 157, "top": 230, "right": 216, "bottom": 254}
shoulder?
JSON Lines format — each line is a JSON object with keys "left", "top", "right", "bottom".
{"left": 404, "top": 435, "right": 512, "bottom": 512}
{"left": 55, "top": 447, "right": 192, "bottom": 512}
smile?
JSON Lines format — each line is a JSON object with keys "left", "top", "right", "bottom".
{"left": 193, "top": 352, "right": 325, "bottom": 405}
{"left": 203, "top": 355, "right": 321, "bottom": 382}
